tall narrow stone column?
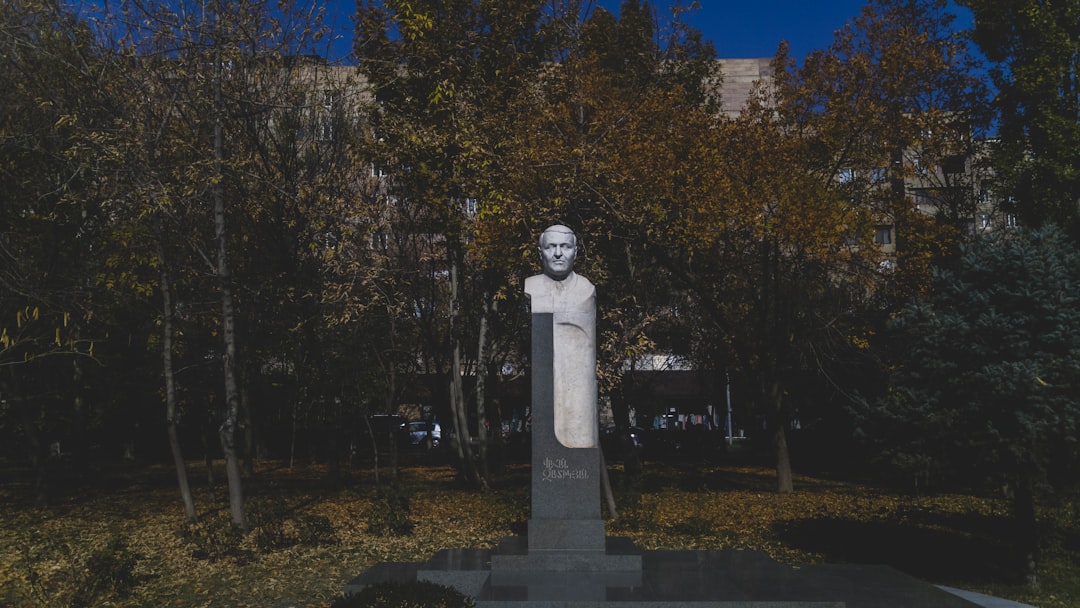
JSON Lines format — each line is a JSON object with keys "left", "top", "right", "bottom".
{"left": 526, "top": 309, "right": 605, "bottom": 552}
{"left": 491, "top": 225, "right": 639, "bottom": 581}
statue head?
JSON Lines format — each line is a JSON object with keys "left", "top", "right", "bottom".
{"left": 538, "top": 224, "right": 577, "bottom": 280}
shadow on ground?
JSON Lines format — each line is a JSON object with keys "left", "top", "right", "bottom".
{"left": 776, "top": 514, "right": 1023, "bottom": 586}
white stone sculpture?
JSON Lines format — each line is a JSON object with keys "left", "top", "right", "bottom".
{"left": 524, "top": 225, "right": 598, "bottom": 449}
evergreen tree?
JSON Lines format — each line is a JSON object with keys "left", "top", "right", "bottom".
{"left": 960, "top": 0, "right": 1080, "bottom": 236}
{"left": 868, "top": 225, "right": 1080, "bottom": 588}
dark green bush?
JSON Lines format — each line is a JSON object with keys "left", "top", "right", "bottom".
{"left": 331, "top": 580, "right": 474, "bottom": 608}
{"left": 71, "top": 534, "right": 140, "bottom": 608}
{"left": 16, "top": 530, "right": 141, "bottom": 608}
{"left": 179, "top": 515, "right": 247, "bottom": 562}
{"left": 295, "top": 513, "right": 338, "bottom": 546}
{"left": 364, "top": 484, "right": 415, "bottom": 536}
{"left": 244, "top": 496, "right": 338, "bottom": 549}
{"left": 245, "top": 496, "right": 290, "bottom": 550}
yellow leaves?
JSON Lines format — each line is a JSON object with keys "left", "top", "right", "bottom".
{"left": 393, "top": 1, "right": 435, "bottom": 41}
{"left": 0, "top": 462, "right": 1048, "bottom": 607}
{"left": 16, "top": 306, "right": 40, "bottom": 328}
{"left": 54, "top": 113, "right": 78, "bottom": 129}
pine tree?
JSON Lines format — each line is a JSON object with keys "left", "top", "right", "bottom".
{"left": 870, "top": 226, "right": 1080, "bottom": 588}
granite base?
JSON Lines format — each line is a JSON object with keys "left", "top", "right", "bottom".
{"left": 344, "top": 538, "right": 982, "bottom": 608}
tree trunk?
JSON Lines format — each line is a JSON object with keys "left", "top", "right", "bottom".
{"left": 767, "top": 380, "right": 794, "bottom": 493}
{"left": 287, "top": 398, "right": 296, "bottom": 469}
{"left": 203, "top": 411, "right": 216, "bottom": 490}
{"left": 474, "top": 292, "right": 493, "bottom": 479}
{"left": 241, "top": 376, "right": 255, "bottom": 476}
{"left": 212, "top": 34, "right": 245, "bottom": 530}
{"left": 158, "top": 228, "right": 197, "bottom": 522}
{"left": 613, "top": 371, "right": 642, "bottom": 476}
{"left": 362, "top": 413, "right": 380, "bottom": 486}
{"left": 758, "top": 234, "right": 794, "bottom": 494}
{"left": 1014, "top": 476, "right": 1040, "bottom": 590}
{"left": 11, "top": 373, "right": 48, "bottom": 504}
{"left": 600, "top": 448, "right": 619, "bottom": 520}
{"left": 448, "top": 254, "right": 484, "bottom": 488}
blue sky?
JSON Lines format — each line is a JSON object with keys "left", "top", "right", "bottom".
{"left": 320, "top": 0, "right": 975, "bottom": 64}
{"left": 598, "top": 0, "right": 976, "bottom": 61}
{"left": 601, "top": 0, "right": 870, "bottom": 60}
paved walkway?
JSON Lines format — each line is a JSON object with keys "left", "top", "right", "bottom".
{"left": 938, "top": 586, "right": 1036, "bottom": 608}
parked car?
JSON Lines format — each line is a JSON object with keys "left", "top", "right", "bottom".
{"left": 408, "top": 420, "right": 441, "bottom": 449}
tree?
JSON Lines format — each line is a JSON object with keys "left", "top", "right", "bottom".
{"left": 475, "top": 0, "right": 721, "bottom": 475}
{"left": 643, "top": 72, "right": 876, "bottom": 493}
{"left": 867, "top": 225, "right": 1080, "bottom": 589}
{"left": 354, "top": 0, "right": 553, "bottom": 487}
{"left": 90, "top": 0, "right": 340, "bottom": 526}
{"left": 960, "top": 0, "right": 1080, "bottom": 237}
{"left": 0, "top": 0, "right": 110, "bottom": 502}
{"left": 694, "top": 0, "right": 988, "bottom": 491}
{"left": 783, "top": 0, "right": 989, "bottom": 301}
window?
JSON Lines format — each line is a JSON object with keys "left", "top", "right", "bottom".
{"left": 464, "top": 198, "right": 478, "bottom": 215}
{"left": 371, "top": 230, "right": 387, "bottom": 251}
{"left": 838, "top": 168, "right": 855, "bottom": 183}
{"left": 941, "top": 155, "right": 965, "bottom": 176}
{"left": 1006, "top": 213, "right": 1019, "bottom": 228}
{"left": 875, "top": 225, "right": 893, "bottom": 245}
{"left": 317, "top": 121, "right": 333, "bottom": 142}
{"left": 979, "top": 213, "right": 992, "bottom": 229}
{"left": 316, "top": 90, "right": 336, "bottom": 142}
{"left": 912, "top": 155, "right": 928, "bottom": 176}
{"left": 871, "top": 168, "right": 888, "bottom": 184}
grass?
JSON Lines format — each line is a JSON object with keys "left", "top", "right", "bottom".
{"left": 0, "top": 458, "right": 1076, "bottom": 607}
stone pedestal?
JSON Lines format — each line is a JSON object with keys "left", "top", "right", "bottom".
{"left": 478, "top": 310, "right": 642, "bottom": 597}
{"left": 518, "top": 312, "right": 635, "bottom": 564}
{"left": 346, "top": 546, "right": 987, "bottom": 608}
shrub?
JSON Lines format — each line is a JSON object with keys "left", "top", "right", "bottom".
{"left": 16, "top": 530, "right": 141, "bottom": 608}
{"left": 331, "top": 580, "right": 474, "bottom": 608}
{"left": 240, "top": 497, "right": 339, "bottom": 550}
{"left": 179, "top": 515, "right": 247, "bottom": 562}
{"left": 71, "top": 534, "right": 141, "bottom": 608}
{"left": 295, "top": 513, "right": 338, "bottom": 546}
{"left": 245, "top": 496, "right": 290, "bottom": 550}
{"left": 364, "top": 484, "right": 415, "bottom": 536}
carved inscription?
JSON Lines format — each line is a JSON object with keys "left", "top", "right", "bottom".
{"left": 541, "top": 456, "right": 590, "bottom": 482}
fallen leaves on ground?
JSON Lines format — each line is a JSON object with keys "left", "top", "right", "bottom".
{"left": 0, "top": 460, "right": 1074, "bottom": 608}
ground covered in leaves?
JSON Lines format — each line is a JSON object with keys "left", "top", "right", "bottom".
{"left": 0, "top": 459, "right": 1076, "bottom": 607}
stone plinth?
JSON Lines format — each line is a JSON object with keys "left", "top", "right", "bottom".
{"left": 526, "top": 311, "right": 609, "bottom": 555}
{"left": 345, "top": 547, "right": 987, "bottom": 608}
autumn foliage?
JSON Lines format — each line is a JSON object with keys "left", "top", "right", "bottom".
{"left": 1, "top": 462, "right": 1076, "bottom": 607}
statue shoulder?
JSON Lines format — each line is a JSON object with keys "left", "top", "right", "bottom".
{"left": 575, "top": 274, "right": 596, "bottom": 293}
{"left": 524, "top": 274, "right": 546, "bottom": 296}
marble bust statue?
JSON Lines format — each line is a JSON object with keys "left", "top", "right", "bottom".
{"left": 524, "top": 225, "right": 598, "bottom": 449}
